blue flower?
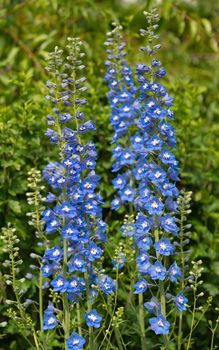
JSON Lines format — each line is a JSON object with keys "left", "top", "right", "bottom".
{"left": 112, "top": 251, "right": 126, "bottom": 270}
{"left": 154, "top": 238, "right": 175, "bottom": 256}
{"left": 111, "top": 197, "right": 121, "bottom": 210}
{"left": 78, "top": 120, "right": 96, "bottom": 133}
{"left": 43, "top": 311, "right": 59, "bottom": 330}
{"left": 143, "top": 197, "right": 164, "bottom": 215}
{"left": 160, "top": 214, "right": 179, "bottom": 235}
{"left": 41, "top": 263, "right": 53, "bottom": 277}
{"left": 51, "top": 275, "right": 68, "bottom": 292}
{"left": 146, "top": 136, "right": 164, "bottom": 151}
{"left": 119, "top": 185, "right": 136, "bottom": 202}
{"left": 66, "top": 332, "right": 86, "bottom": 350}
{"left": 148, "top": 261, "right": 166, "bottom": 281}
{"left": 67, "top": 277, "right": 86, "bottom": 294}
{"left": 45, "top": 245, "right": 63, "bottom": 262}
{"left": 85, "top": 242, "right": 102, "bottom": 262}
{"left": 62, "top": 224, "right": 79, "bottom": 240}
{"left": 45, "top": 218, "right": 59, "bottom": 235}
{"left": 174, "top": 292, "right": 188, "bottom": 311}
{"left": 159, "top": 149, "right": 176, "bottom": 165}
{"left": 168, "top": 262, "right": 182, "bottom": 283}
{"left": 43, "top": 303, "right": 58, "bottom": 330}
{"left": 135, "top": 213, "right": 152, "bottom": 234}
{"left": 85, "top": 309, "right": 102, "bottom": 328}
{"left": 56, "top": 202, "right": 76, "bottom": 219}
{"left": 135, "top": 236, "right": 153, "bottom": 251}
{"left": 136, "top": 252, "right": 151, "bottom": 274}
{"left": 144, "top": 297, "right": 161, "bottom": 315}
{"left": 149, "top": 315, "right": 170, "bottom": 335}
{"left": 59, "top": 113, "right": 72, "bottom": 123}
{"left": 148, "top": 167, "right": 166, "bottom": 184}
{"left": 68, "top": 255, "right": 86, "bottom": 273}
{"left": 100, "top": 275, "right": 116, "bottom": 295}
{"left": 134, "top": 278, "right": 148, "bottom": 294}
{"left": 112, "top": 174, "right": 127, "bottom": 190}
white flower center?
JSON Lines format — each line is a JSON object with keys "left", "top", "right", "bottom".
{"left": 158, "top": 320, "right": 164, "bottom": 327}
{"left": 155, "top": 171, "right": 162, "bottom": 178}
{"left": 57, "top": 279, "right": 64, "bottom": 287}
{"left": 53, "top": 249, "right": 60, "bottom": 256}
{"left": 62, "top": 206, "right": 70, "bottom": 212}
{"left": 48, "top": 317, "right": 55, "bottom": 324}
{"left": 151, "top": 201, "right": 158, "bottom": 209}
{"left": 152, "top": 139, "right": 160, "bottom": 146}
{"left": 51, "top": 220, "right": 58, "bottom": 227}
{"left": 160, "top": 243, "right": 167, "bottom": 250}
{"left": 123, "top": 106, "right": 130, "bottom": 112}
{"left": 91, "top": 248, "right": 98, "bottom": 255}
{"left": 163, "top": 152, "right": 170, "bottom": 159}
{"left": 88, "top": 314, "right": 97, "bottom": 322}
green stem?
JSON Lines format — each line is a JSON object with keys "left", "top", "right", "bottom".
{"left": 186, "top": 285, "right": 197, "bottom": 350}
{"left": 178, "top": 208, "right": 185, "bottom": 350}
{"left": 154, "top": 228, "right": 169, "bottom": 350}
{"left": 84, "top": 268, "right": 94, "bottom": 350}
{"left": 39, "top": 267, "right": 43, "bottom": 333}
{"left": 138, "top": 293, "right": 147, "bottom": 350}
{"left": 63, "top": 238, "right": 70, "bottom": 348}
{"left": 11, "top": 247, "right": 40, "bottom": 349}
{"left": 210, "top": 323, "right": 218, "bottom": 350}
{"left": 177, "top": 314, "right": 183, "bottom": 350}
{"left": 76, "top": 302, "right": 82, "bottom": 336}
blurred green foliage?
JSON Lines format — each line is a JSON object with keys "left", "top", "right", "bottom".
{"left": 0, "top": 0, "right": 219, "bottom": 348}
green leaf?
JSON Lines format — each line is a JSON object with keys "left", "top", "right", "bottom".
{"left": 8, "top": 200, "right": 21, "bottom": 214}
{"left": 201, "top": 18, "right": 212, "bottom": 34}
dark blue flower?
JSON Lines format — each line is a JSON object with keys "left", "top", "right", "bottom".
{"left": 119, "top": 185, "right": 136, "bottom": 202}
{"left": 66, "top": 332, "right": 86, "bottom": 350}
{"left": 144, "top": 197, "right": 164, "bottom": 215}
{"left": 62, "top": 224, "right": 79, "bottom": 240}
{"left": 68, "top": 255, "right": 86, "bottom": 273}
{"left": 144, "top": 297, "right": 161, "bottom": 315}
{"left": 51, "top": 275, "right": 68, "bottom": 292}
{"left": 149, "top": 315, "right": 170, "bottom": 335}
{"left": 85, "top": 309, "right": 102, "bottom": 328}
{"left": 135, "top": 213, "right": 152, "bottom": 234}
{"left": 168, "top": 262, "right": 182, "bottom": 283}
{"left": 100, "top": 275, "right": 116, "bottom": 295}
{"left": 85, "top": 242, "right": 102, "bottom": 262}
{"left": 56, "top": 202, "right": 76, "bottom": 219}
{"left": 41, "top": 264, "right": 54, "bottom": 277}
{"left": 160, "top": 215, "right": 179, "bottom": 235}
{"left": 67, "top": 277, "right": 86, "bottom": 294}
{"left": 43, "top": 311, "right": 59, "bottom": 330}
{"left": 134, "top": 278, "right": 148, "bottom": 294}
{"left": 148, "top": 261, "right": 166, "bottom": 281}
{"left": 154, "top": 238, "right": 175, "bottom": 256}
{"left": 45, "top": 217, "right": 60, "bottom": 234}
{"left": 45, "top": 245, "right": 63, "bottom": 262}
{"left": 174, "top": 292, "right": 188, "bottom": 311}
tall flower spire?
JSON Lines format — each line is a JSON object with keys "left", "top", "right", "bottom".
{"left": 42, "top": 38, "right": 110, "bottom": 349}
{"left": 106, "top": 10, "right": 187, "bottom": 342}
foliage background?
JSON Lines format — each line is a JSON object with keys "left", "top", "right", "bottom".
{"left": 0, "top": 0, "right": 219, "bottom": 348}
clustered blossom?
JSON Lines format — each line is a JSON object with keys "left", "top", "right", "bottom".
{"left": 41, "top": 38, "right": 115, "bottom": 348}
{"left": 105, "top": 11, "right": 188, "bottom": 336}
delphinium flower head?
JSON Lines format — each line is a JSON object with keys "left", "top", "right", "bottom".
{"left": 42, "top": 37, "right": 112, "bottom": 344}
{"left": 106, "top": 9, "right": 189, "bottom": 337}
